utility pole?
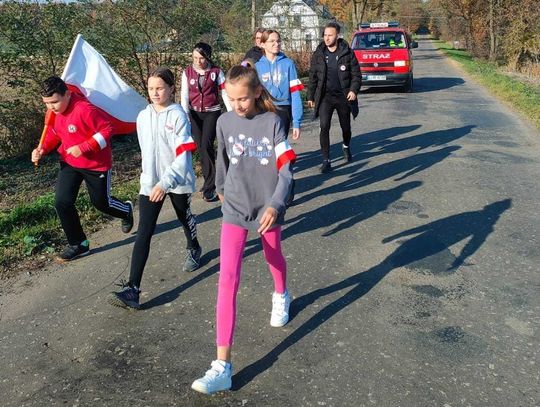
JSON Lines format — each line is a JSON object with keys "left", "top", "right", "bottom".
{"left": 252, "top": 0, "right": 256, "bottom": 32}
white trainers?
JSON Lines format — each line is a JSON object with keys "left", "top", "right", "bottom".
{"left": 191, "top": 360, "right": 232, "bottom": 394}
{"left": 270, "top": 290, "right": 291, "bottom": 327}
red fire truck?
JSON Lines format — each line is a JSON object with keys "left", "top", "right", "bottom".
{"left": 351, "top": 22, "right": 418, "bottom": 92}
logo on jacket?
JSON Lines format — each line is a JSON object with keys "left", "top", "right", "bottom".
{"left": 68, "top": 124, "right": 77, "bottom": 133}
{"left": 340, "top": 65, "right": 346, "bottom": 71}
{"left": 165, "top": 124, "right": 174, "bottom": 131}
{"left": 190, "top": 78, "right": 196, "bottom": 86}
{"left": 261, "top": 73, "right": 271, "bottom": 82}
{"left": 210, "top": 72, "right": 216, "bottom": 81}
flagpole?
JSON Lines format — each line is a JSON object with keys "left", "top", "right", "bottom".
{"left": 61, "top": 34, "right": 83, "bottom": 81}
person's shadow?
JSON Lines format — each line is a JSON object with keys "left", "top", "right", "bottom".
{"left": 297, "top": 145, "right": 460, "bottom": 205}
{"left": 231, "top": 199, "right": 512, "bottom": 390}
{"left": 284, "top": 181, "right": 421, "bottom": 239}
{"left": 359, "top": 125, "right": 474, "bottom": 159}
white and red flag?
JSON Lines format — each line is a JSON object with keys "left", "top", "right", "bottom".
{"left": 61, "top": 34, "right": 147, "bottom": 134}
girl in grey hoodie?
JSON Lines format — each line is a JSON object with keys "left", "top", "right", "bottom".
{"left": 110, "top": 67, "right": 202, "bottom": 310}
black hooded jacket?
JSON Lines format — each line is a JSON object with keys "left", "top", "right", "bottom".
{"left": 243, "top": 46, "right": 264, "bottom": 63}
{"left": 307, "top": 38, "right": 362, "bottom": 117}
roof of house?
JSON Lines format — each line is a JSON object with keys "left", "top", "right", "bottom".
{"left": 264, "top": 0, "right": 334, "bottom": 20}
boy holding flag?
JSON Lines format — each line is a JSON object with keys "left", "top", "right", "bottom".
{"left": 32, "top": 76, "right": 134, "bottom": 262}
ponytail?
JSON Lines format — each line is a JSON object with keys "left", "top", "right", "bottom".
{"left": 226, "top": 65, "right": 277, "bottom": 114}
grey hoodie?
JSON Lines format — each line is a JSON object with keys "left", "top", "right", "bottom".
{"left": 216, "top": 111, "right": 295, "bottom": 231}
{"left": 136, "top": 103, "right": 196, "bottom": 196}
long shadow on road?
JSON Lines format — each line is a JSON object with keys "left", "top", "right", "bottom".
{"left": 297, "top": 145, "right": 460, "bottom": 205}
{"left": 357, "top": 125, "right": 474, "bottom": 158}
{"left": 232, "top": 199, "right": 512, "bottom": 390}
{"left": 294, "top": 125, "right": 421, "bottom": 183}
{"left": 284, "top": 181, "right": 421, "bottom": 239}
{"left": 295, "top": 125, "right": 472, "bottom": 201}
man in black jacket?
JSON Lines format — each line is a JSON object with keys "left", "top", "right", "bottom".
{"left": 307, "top": 22, "right": 362, "bottom": 173}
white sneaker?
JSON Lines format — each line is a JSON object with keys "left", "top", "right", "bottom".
{"left": 270, "top": 290, "right": 291, "bottom": 327}
{"left": 191, "top": 360, "right": 232, "bottom": 394}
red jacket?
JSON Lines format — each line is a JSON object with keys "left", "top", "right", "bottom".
{"left": 41, "top": 93, "right": 114, "bottom": 171}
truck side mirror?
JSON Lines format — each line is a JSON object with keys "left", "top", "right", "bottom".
{"left": 410, "top": 41, "right": 418, "bottom": 49}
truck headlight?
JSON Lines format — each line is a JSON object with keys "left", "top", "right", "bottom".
{"left": 394, "top": 60, "right": 407, "bottom": 67}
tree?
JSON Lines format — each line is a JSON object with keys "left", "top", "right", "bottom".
{"left": 0, "top": 0, "right": 240, "bottom": 158}
{"left": 0, "top": 0, "right": 91, "bottom": 156}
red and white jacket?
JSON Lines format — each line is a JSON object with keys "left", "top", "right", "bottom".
{"left": 41, "top": 93, "right": 114, "bottom": 171}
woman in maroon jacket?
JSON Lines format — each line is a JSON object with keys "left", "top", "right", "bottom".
{"left": 181, "top": 42, "right": 231, "bottom": 202}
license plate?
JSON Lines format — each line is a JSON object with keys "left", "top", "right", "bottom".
{"left": 367, "top": 75, "right": 386, "bottom": 80}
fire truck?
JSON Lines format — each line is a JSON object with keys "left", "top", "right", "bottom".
{"left": 351, "top": 22, "right": 418, "bottom": 92}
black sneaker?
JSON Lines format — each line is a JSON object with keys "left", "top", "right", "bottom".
{"left": 202, "top": 191, "right": 218, "bottom": 202}
{"left": 343, "top": 146, "right": 352, "bottom": 162}
{"left": 109, "top": 283, "right": 141, "bottom": 309}
{"left": 122, "top": 201, "right": 134, "bottom": 233}
{"left": 320, "top": 160, "right": 332, "bottom": 173}
{"left": 55, "top": 241, "right": 90, "bottom": 262}
{"left": 183, "top": 247, "right": 202, "bottom": 272}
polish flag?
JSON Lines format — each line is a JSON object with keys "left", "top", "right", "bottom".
{"left": 61, "top": 34, "right": 147, "bottom": 134}
{"left": 275, "top": 140, "right": 296, "bottom": 171}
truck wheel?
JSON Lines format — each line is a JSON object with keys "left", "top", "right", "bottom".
{"left": 403, "top": 75, "right": 413, "bottom": 93}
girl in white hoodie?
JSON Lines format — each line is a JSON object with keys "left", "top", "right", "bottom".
{"left": 110, "top": 67, "right": 202, "bottom": 310}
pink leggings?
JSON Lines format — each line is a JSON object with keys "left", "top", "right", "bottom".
{"left": 216, "top": 222, "right": 287, "bottom": 346}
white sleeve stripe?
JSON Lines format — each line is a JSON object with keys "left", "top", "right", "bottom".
{"left": 218, "top": 70, "right": 226, "bottom": 85}
{"left": 93, "top": 133, "right": 107, "bottom": 149}
{"left": 275, "top": 140, "right": 291, "bottom": 157}
{"left": 174, "top": 136, "right": 195, "bottom": 148}
{"left": 289, "top": 78, "right": 302, "bottom": 87}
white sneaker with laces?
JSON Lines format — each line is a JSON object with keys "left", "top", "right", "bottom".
{"left": 270, "top": 290, "right": 291, "bottom": 327}
{"left": 191, "top": 360, "right": 232, "bottom": 394}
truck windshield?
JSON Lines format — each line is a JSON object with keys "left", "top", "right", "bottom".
{"left": 351, "top": 32, "right": 406, "bottom": 50}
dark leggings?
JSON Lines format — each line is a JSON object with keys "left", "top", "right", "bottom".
{"left": 318, "top": 94, "right": 351, "bottom": 160}
{"left": 189, "top": 109, "right": 221, "bottom": 196}
{"left": 275, "top": 105, "right": 292, "bottom": 137}
{"left": 129, "top": 193, "right": 199, "bottom": 288}
{"left": 55, "top": 162, "right": 130, "bottom": 246}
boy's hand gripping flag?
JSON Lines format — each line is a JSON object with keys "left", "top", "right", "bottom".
{"left": 34, "top": 109, "right": 55, "bottom": 167}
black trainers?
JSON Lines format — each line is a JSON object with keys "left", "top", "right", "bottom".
{"left": 183, "top": 247, "right": 202, "bottom": 272}
{"left": 122, "top": 201, "right": 134, "bottom": 233}
{"left": 320, "top": 160, "right": 332, "bottom": 173}
{"left": 109, "top": 283, "right": 141, "bottom": 309}
{"left": 343, "top": 146, "right": 352, "bottom": 162}
{"left": 55, "top": 241, "right": 90, "bottom": 262}
{"left": 202, "top": 190, "right": 218, "bottom": 202}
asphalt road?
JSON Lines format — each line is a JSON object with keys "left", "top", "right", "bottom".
{"left": 1, "top": 40, "right": 538, "bottom": 406}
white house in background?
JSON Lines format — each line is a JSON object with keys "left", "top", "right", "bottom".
{"left": 261, "top": 0, "right": 335, "bottom": 51}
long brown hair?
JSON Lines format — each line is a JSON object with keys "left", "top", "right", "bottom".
{"left": 226, "top": 65, "right": 276, "bottom": 113}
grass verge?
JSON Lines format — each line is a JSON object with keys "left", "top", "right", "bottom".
{"left": 0, "top": 136, "right": 140, "bottom": 278}
{"left": 434, "top": 40, "right": 540, "bottom": 131}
